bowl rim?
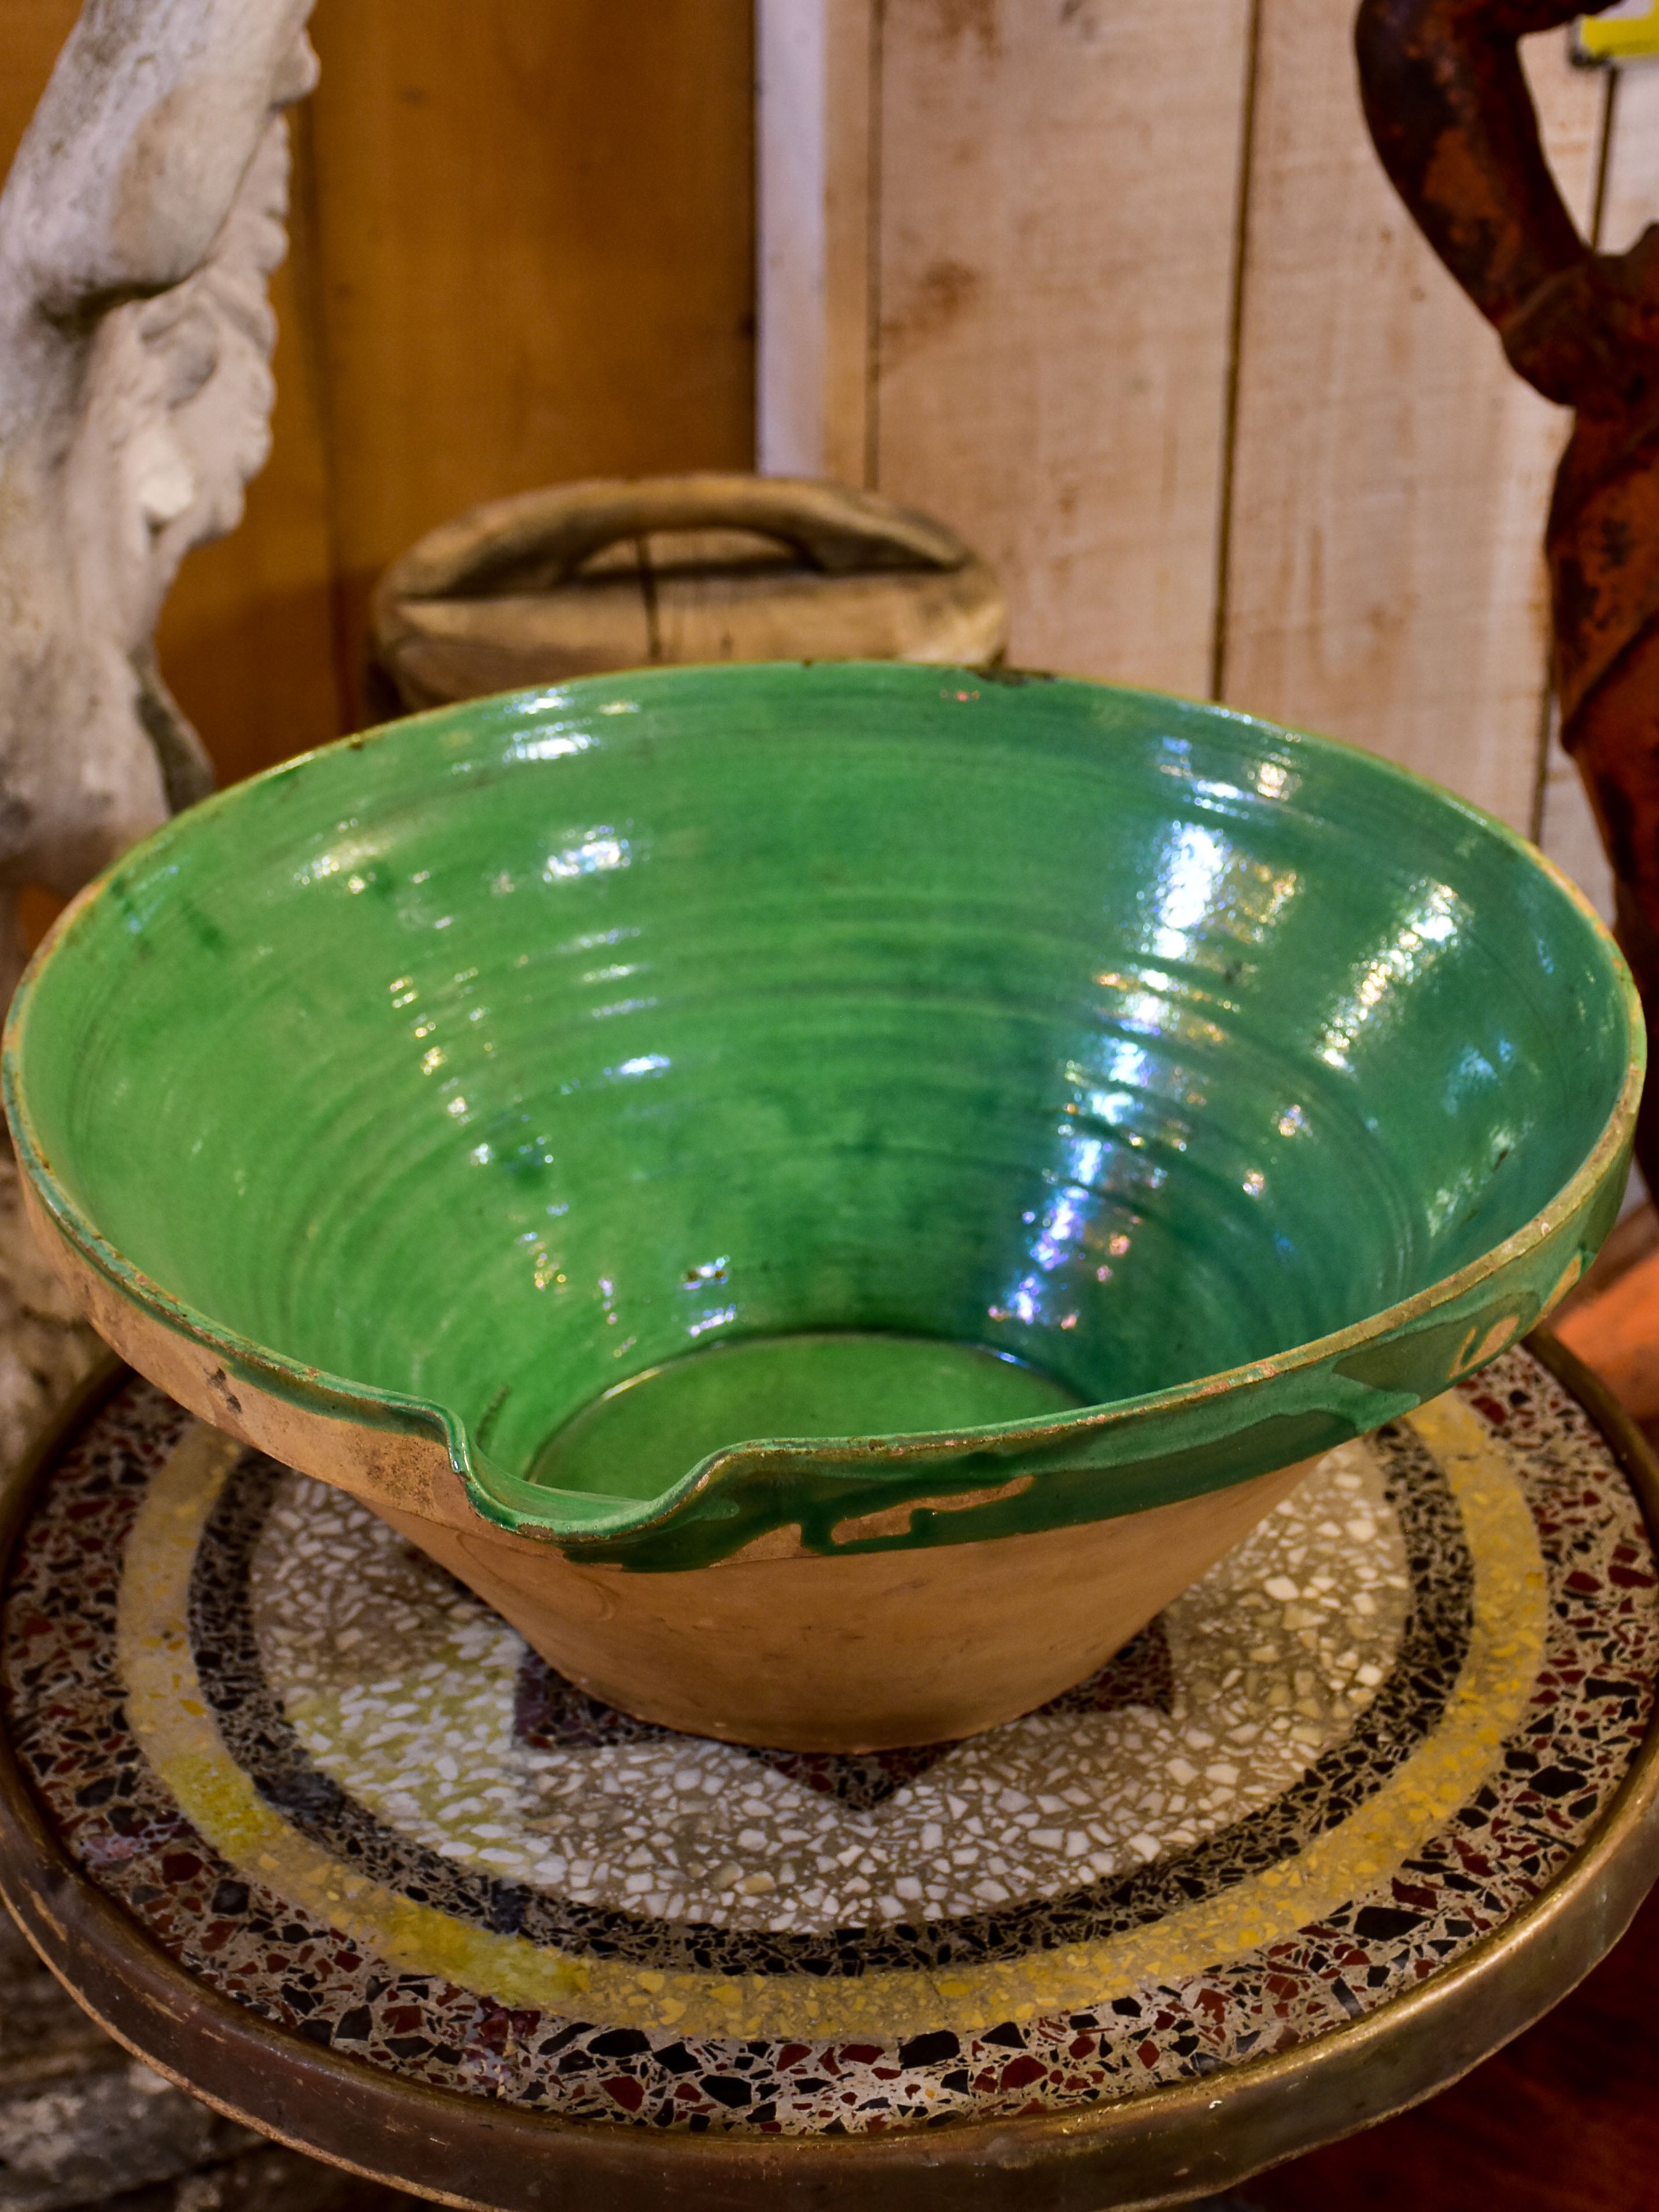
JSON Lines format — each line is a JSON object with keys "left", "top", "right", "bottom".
{"left": 2, "top": 661, "right": 1646, "bottom": 1533}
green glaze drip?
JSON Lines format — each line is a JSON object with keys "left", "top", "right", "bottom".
{"left": 532, "top": 1334, "right": 1082, "bottom": 1502}
{"left": 2, "top": 662, "right": 1642, "bottom": 1569}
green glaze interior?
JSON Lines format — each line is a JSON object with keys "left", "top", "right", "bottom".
{"left": 3, "top": 663, "right": 1640, "bottom": 1568}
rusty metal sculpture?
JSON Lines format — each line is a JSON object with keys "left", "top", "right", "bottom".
{"left": 1356, "top": 0, "right": 1659, "bottom": 1175}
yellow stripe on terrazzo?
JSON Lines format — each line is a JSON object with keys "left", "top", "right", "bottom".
{"left": 117, "top": 1426, "right": 593, "bottom": 2011}
{"left": 117, "top": 1393, "right": 1545, "bottom": 2041}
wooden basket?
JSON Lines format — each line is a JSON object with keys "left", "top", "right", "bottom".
{"left": 370, "top": 473, "right": 1007, "bottom": 710}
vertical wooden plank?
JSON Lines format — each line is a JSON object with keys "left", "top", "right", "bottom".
{"left": 756, "top": 0, "right": 873, "bottom": 482}
{"left": 868, "top": 0, "right": 1253, "bottom": 694}
{"left": 757, "top": 0, "right": 831, "bottom": 475}
{"left": 0, "top": 0, "right": 78, "bottom": 174}
{"left": 1594, "top": 57, "right": 1659, "bottom": 251}
{"left": 305, "top": 0, "right": 757, "bottom": 696}
{"left": 820, "top": 0, "right": 877, "bottom": 488}
{"left": 1537, "top": 722, "right": 1614, "bottom": 919}
{"left": 1221, "top": 16, "right": 1602, "bottom": 832}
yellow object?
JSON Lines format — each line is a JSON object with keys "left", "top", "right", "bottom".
{"left": 1579, "top": 2, "right": 1659, "bottom": 63}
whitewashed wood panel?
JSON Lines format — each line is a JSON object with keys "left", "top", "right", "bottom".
{"left": 1220, "top": 21, "right": 1602, "bottom": 832}
{"left": 1593, "top": 53, "right": 1659, "bottom": 252}
{"left": 1537, "top": 731, "right": 1614, "bottom": 919}
{"left": 758, "top": 10, "right": 1619, "bottom": 837}
{"left": 864, "top": 0, "right": 1253, "bottom": 696}
{"left": 757, "top": 0, "right": 876, "bottom": 484}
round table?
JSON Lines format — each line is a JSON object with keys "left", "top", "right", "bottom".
{"left": 0, "top": 1335, "right": 1654, "bottom": 2211}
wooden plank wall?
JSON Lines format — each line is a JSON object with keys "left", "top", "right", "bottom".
{"left": 1225, "top": 10, "right": 1599, "bottom": 836}
{"left": 755, "top": 0, "right": 877, "bottom": 489}
{"left": 0, "top": 0, "right": 756, "bottom": 787}
{"left": 760, "top": 2, "right": 1656, "bottom": 917}
{"left": 872, "top": 0, "right": 1253, "bottom": 701}
{"left": 8, "top": 0, "right": 1658, "bottom": 915}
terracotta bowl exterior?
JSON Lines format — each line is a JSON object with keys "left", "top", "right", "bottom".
{"left": 2, "top": 664, "right": 1642, "bottom": 1748}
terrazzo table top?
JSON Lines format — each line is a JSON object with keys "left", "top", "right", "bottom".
{"left": 0, "top": 1337, "right": 1656, "bottom": 2211}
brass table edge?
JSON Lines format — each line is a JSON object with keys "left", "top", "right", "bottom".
{"left": 0, "top": 1337, "right": 1652, "bottom": 2210}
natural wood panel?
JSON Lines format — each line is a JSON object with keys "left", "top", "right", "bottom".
{"left": 304, "top": 0, "right": 757, "bottom": 700}
{"left": 869, "top": 0, "right": 1252, "bottom": 695}
{"left": 2, "top": 0, "right": 758, "bottom": 776}
{"left": 1221, "top": 19, "right": 1602, "bottom": 831}
{"left": 0, "top": 0, "right": 76, "bottom": 175}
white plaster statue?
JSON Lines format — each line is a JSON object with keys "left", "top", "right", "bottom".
{"left": 0, "top": 0, "right": 319, "bottom": 996}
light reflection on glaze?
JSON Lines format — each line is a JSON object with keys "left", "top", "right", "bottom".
{"left": 506, "top": 728, "right": 594, "bottom": 764}
{"left": 1146, "top": 820, "right": 1232, "bottom": 961}
{"left": 543, "top": 831, "right": 631, "bottom": 882}
{"left": 1016, "top": 809, "right": 1302, "bottom": 1325}
{"left": 292, "top": 835, "right": 383, "bottom": 889}
{"left": 1316, "top": 884, "right": 1460, "bottom": 1072}
{"left": 561, "top": 927, "right": 640, "bottom": 954}
{"left": 379, "top": 722, "right": 1575, "bottom": 1452}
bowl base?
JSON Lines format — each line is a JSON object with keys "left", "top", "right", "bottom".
{"left": 379, "top": 1449, "right": 1317, "bottom": 1752}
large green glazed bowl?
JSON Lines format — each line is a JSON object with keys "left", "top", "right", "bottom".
{"left": 2, "top": 662, "right": 1642, "bottom": 1746}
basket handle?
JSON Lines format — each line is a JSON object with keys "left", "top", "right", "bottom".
{"left": 381, "top": 473, "right": 974, "bottom": 603}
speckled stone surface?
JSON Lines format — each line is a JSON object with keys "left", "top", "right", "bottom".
{"left": 2, "top": 1345, "right": 1654, "bottom": 2141}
